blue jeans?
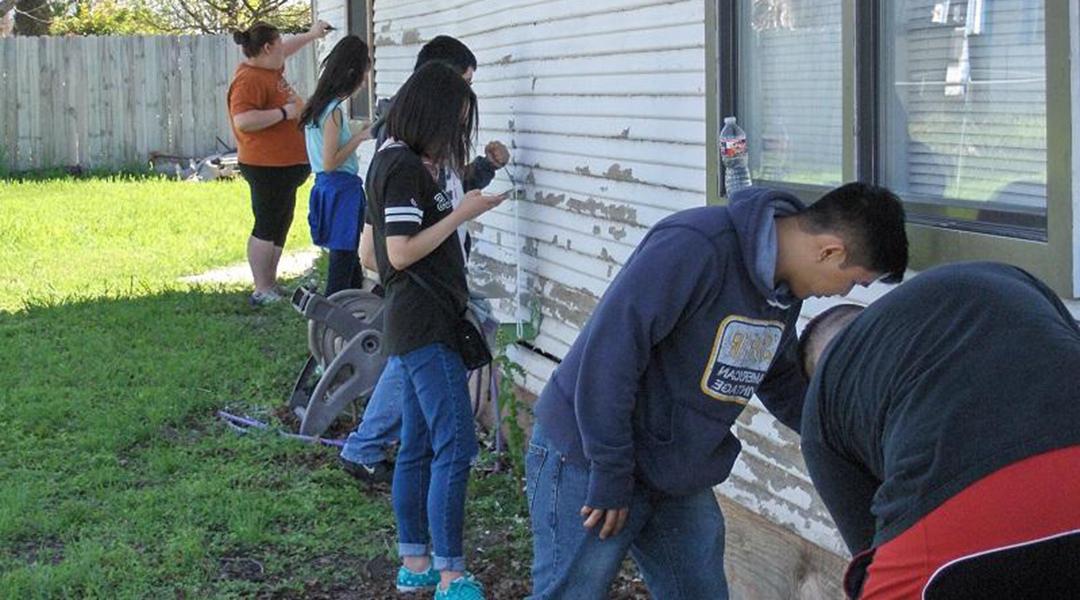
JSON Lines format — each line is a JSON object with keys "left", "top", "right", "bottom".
{"left": 340, "top": 359, "right": 404, "bottom": 465}
{"left": 391, "top": 343, "right": 478, "bottom": 573}
{"left": 525, "top": 427, "right": 729, "bottom": 600}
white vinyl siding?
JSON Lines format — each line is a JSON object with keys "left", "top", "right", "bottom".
{"left": 315, "top": 0, "right": 851, "bottom": 558}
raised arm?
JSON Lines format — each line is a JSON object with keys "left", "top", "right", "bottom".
{"left": 282, "top": 20, "right": 330, "bottom": 58}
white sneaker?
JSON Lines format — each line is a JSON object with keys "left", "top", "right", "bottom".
{"left": 248, "top": 290, "right": 282, "bottom": 306}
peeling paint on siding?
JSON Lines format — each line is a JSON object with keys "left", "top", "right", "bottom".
{"left": 401, "top": 28, "right": 422, "bottom": 44}
{"left": 540, "top": 278, "right": 598, "bottom": 329}
{"left": 565, "top": 196, "right": 639, "bottom": 226}
{"left": 534, "top": 192, "right": 566, "bottom": 207}
{"left": 522, "top": 237, "right": 540, "bottom": 257}
{"left": 604, "top": 163, "right": 641, "bottom": 183}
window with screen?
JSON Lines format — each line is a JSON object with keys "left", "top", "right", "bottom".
{"left": 737, "top": 0, "right": 844, "bottom": 188}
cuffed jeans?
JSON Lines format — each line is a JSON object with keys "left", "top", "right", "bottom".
{"left": 340, "top": 359, "right": 404, "bottom": 466}
{"left": 391, "top": 343, "right": 478, "bottom": 573}
{"left": 525, "top": 426, "right": 729, "bottom": 600}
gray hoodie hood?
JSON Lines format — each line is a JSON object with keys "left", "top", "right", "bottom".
{"left": 727, "top": 186, "right": 805, "bottom": 308}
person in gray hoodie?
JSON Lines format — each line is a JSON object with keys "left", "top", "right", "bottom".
{"left": 526, "top": 183, "right": 909, "bottom": 600}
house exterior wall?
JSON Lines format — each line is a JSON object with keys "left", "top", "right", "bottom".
{"left": 313, "top": 0, "right": 850, "bottom": 558}
{"left": 314, "top": 0, "right": 1080, "bottom": 563}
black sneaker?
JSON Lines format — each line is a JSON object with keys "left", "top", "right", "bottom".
{"left": 340, "top": 457, "right": 393, "bottom": 485}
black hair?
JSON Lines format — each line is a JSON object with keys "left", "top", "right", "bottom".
{"left": 233, "top": 22, "right": 280, "bottom": 59}
{"left": 797, "top": 303, "right": 864, "bottom": 380}
{"left": 414, "top": 35, "right": 477, "bottom": 74}
{"left": 800, "top": 182, "right": 909, "bottom": 283}
{"left": 386, "top": 62, "right": 477, "bottom": 171}
{"left": 298, "top": 35, "right": 371, "bottom": 129}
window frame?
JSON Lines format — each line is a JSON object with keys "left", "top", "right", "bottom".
{"left": 707, "top": 0, "right": 1077, "bottom": 297}
{"left": 347, "top": 0, "right": 375, "bottom": 120}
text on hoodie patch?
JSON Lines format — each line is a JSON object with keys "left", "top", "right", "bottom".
{"left": 700, "top": 315, "right": 784, "bottom": 403}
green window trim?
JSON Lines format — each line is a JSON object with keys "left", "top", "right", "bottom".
{"left": 707, "top": 0, "right": 1078, "bottom": 297}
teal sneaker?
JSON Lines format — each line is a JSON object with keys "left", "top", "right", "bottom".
{"left": 434, "top": 573, "right": 484, "bottom": 600}
{"left": 396, "top": 564, "right": 440, "bottom": 592}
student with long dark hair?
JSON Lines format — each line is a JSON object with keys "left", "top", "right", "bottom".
{"left": 339, "top": 34, "right": 511, "bottom": 486}
{"left": 298, "top": 35, "right": 372, "bottom": 295}
{"left": 227, "top": 20, "right": 330, "bottom": 305}
{"left": 366, "top": 62, "right": 505, "bottom": 600}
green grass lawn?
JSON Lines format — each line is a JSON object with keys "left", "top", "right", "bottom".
{"left": 0, "top": 175, "right": 531, "bottom": 598}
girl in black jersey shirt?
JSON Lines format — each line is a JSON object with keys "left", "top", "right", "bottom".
{"left": 363, "top": 62, "right": 505, "bottom": 599}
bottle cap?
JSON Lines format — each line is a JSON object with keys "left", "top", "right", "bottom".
{"left": 724, "top": 116, "right": 736, "bottom": 124}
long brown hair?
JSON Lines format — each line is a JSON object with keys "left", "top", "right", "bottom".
{"left": 299, "top": 35, "right": 371, "bottom": 129}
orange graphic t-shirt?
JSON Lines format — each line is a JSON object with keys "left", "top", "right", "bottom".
{"left": 227, "top": 63, "right": 308, "bottom": 167}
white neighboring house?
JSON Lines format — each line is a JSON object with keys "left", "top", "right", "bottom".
{"left": 311, "top": 0, "right": 1080, "bottom": 595}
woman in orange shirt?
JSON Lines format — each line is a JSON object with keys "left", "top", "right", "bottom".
{"left": 227, "top": 20, "right": 330, "bottom": 306}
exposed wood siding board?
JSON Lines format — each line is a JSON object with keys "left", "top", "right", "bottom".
{"left": 734, "top": 403, "right": 810, "bottom": 482}
{"left": 720, "top": 471, "right": 848, "bottom": 556}
{"left": 724, "top": 457, "right": 820, "bottom": 524}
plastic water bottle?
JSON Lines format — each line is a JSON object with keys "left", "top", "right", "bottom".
{"left": 719, "top": 116, "right": 752, "bottom": 195}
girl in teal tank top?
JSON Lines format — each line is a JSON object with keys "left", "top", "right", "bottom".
{"left": 298, "top": 35, "right": 372, "bottom": 294}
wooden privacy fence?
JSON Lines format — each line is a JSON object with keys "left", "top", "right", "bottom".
{"left": 0, "top": 34, "right": 316, "bottom": 172}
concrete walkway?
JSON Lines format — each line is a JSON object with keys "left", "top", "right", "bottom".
{"left": 179, "top": 247, "right": 322, "bottom": 286}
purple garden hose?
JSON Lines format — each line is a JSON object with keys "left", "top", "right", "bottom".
{"left": 217, "top": 410, "right": 346, "bottom": 448}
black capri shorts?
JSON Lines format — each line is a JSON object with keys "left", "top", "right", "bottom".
{"left": 239, "top": 163, "right": 311, "bottom": 246}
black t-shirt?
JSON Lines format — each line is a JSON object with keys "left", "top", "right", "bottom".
{"left": 364, "top": 144, "right": 467, "bottom": 356}
{"left": 801, "top": 261, "right": 1080, "bottom": 554}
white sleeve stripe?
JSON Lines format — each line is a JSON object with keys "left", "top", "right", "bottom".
{"left": 385, "top": 214, "right": 422, "bottom": 224}
{"left": 385, "top": 206, "right": 423, "bottom": 216}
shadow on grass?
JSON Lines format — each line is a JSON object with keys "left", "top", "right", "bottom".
{"left": 0, "top": 165, "right": 164, "bottom": 183}
{"left": 0, "top": 286, "right": 536, "bottom": 598}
